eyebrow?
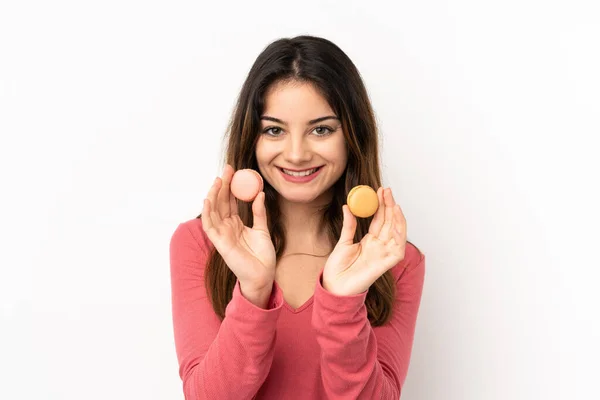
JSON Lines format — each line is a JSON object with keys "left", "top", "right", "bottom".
{"left": 260, "top": 115, "right": 340, "bottom": 125}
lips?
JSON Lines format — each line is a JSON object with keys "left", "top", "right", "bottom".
{"left": 280, "top": 167, "right": 321, "bottom": 177}
{"left": 277, "top": 166, "right": 323, "bottom": 183}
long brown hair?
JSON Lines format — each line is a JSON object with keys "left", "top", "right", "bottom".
{"left": 199, "top": 35, "right": 403, "bottom": 326}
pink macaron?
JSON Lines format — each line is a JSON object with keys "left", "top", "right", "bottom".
{"left": 230, "top": 169, "right": 264, "bottom": 202}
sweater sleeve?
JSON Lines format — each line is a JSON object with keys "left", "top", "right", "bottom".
{"left": 169, "top": 221, "right": 284, "bottom": 400}
{"left": 311, "top": 250, "right": 425, "bottom": 399}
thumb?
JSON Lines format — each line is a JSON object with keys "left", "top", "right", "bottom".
{"left": 339, "top": 205, "right": 357, "bottom": 244}
{"left": 252, "top": 192, "right": 269, "bottom": 233}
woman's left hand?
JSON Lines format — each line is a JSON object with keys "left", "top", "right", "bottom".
{"left": 322, "top": 187, "right": 407, "bottom": 296}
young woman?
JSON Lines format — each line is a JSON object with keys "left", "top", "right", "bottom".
{"left": 169, "top": 35, "right": 425, "bottom": 399}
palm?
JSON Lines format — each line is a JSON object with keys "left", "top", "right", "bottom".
{"left": 324, "top": 233, "right": 403, "bottom": 295}
{"left": 217, "top": 216, "right": 276, "bottom": 283}
{"left": 201, "top": 165, "right": 276, "bottom": 291}
{"left": 323, "top": 187, "right": 407, "bottom": 296}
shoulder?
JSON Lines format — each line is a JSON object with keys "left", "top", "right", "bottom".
{"left": 389, "top": 240, "right": 426, "bottom": 282}
{"left": 169, "top": 217, "right": 213, "bottom": 257}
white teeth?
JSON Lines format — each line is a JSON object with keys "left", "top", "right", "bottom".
{"left": 282, "top": 168, "right": 318, "bottom": 177}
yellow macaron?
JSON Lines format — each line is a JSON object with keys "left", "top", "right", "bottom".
{"left": 346, "top": 185, "right": 379, "bottom": 218}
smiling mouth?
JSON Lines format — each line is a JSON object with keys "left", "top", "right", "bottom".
{"left": 279, "top": 166, "right": 322, "bottom": 177}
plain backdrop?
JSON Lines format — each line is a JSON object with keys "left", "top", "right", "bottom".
{"left": 1, "top": 0, "right": 599, "bottom": 399}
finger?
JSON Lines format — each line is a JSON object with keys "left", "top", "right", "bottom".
{"left": 389, "top": 187, "right": 397, "bottom": 207}
{"left": 202, "top": 198, "right": 222, "bottom": 241}
{"left": 205, "top": 177, "right": 222, "bottom": 227}
{"left": 368, "top": 187, "right": 385, "bottom": 236}
{"left": 217, "top": 164, "right": 235, "bottom": 218}
{"left": 209, "top": 198, "right": 223, "bottom": 230}
{"left": 378, "top": 246, "right": 404, "bottom": 276}
{"left": 251, "top": 192, "right": 269, "bottom": 233}
{"left": 390, "top": 225, "right": 406, "bottom": 249}
{"left": 394, "top": 204, "right": 407, "bottom": 234}
{"left": 379, "top": 188, "right": 395, "bottom": 241}
{"left": 380, "top": 231, "right": 406, "bottom": 273}
{"left": 384, "top": 188, "right": 396, "bottom": 224}
{"left": 207, "top": 177, "right": 221, "bottom": 211}
{"left": 201, "top": 199, "right": 214, "bottom": 232}
{"left": 339, "top": 205, "right": 357, "bottom": 244}
{"left": 389, "top": 189, "right": 407, "bottom": 233}
{"left": 229, "top": 191, "right": 238, "bottom": 216}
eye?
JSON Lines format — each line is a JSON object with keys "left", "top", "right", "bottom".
{"left": 312, "top": 125, "right": 335, "bottom": 136}
{"left": 262, "top": 126, "right": 283, "bottom": 136}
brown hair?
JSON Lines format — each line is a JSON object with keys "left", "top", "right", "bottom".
{"left": 198, "top": 35, "right": 406, "bottom": 326}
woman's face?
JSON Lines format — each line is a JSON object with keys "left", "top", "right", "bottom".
{"left": 255, "top": 81, "right": 348, "bottom": 205}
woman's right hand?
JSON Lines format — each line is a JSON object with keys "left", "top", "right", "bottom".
{"left": 201, "top": 164, "right": 276, "bottom": 305}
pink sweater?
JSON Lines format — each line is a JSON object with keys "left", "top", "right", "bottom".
{"left": 169, "top": 217, "right": 425, "bottom": 399}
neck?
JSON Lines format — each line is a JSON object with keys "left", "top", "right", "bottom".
{"left": 277, "top": 195, "right": 333, "bottom": 257}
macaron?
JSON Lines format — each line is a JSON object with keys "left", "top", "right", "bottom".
{"left": 346, "top": 185, "right": 379, "bottom": 218}
{"left": 230, "top": 169, "right": 264, "bottom": 202}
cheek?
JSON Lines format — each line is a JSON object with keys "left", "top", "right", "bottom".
{"left": 255, "top": 139, "right": 269, "bottom": 165}
{"left": 256, "top": 137, "right": 285, "bottom": 162}
{"left": 339, "top": 152, "right": 348, "bottom": 169}
{"left": 320, "top": 137, "right": 347, "bottom": 166}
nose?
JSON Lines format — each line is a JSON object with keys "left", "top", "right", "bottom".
{"left": 283, "top": 133, "right": 312, "bottom": 164}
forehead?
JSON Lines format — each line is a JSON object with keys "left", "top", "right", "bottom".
{"left": 262, "top": 81, "right": 334, "bottom": 121}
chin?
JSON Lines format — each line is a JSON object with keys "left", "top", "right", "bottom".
{"left": 276, "top": 185, "right": 334, "bottom": 205}
{"left": 278, "top": 191, "right": 320, "bottom": 204}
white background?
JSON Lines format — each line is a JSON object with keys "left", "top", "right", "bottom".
{"left": 1, "top": 1, "right": 599, "bottom": 399}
